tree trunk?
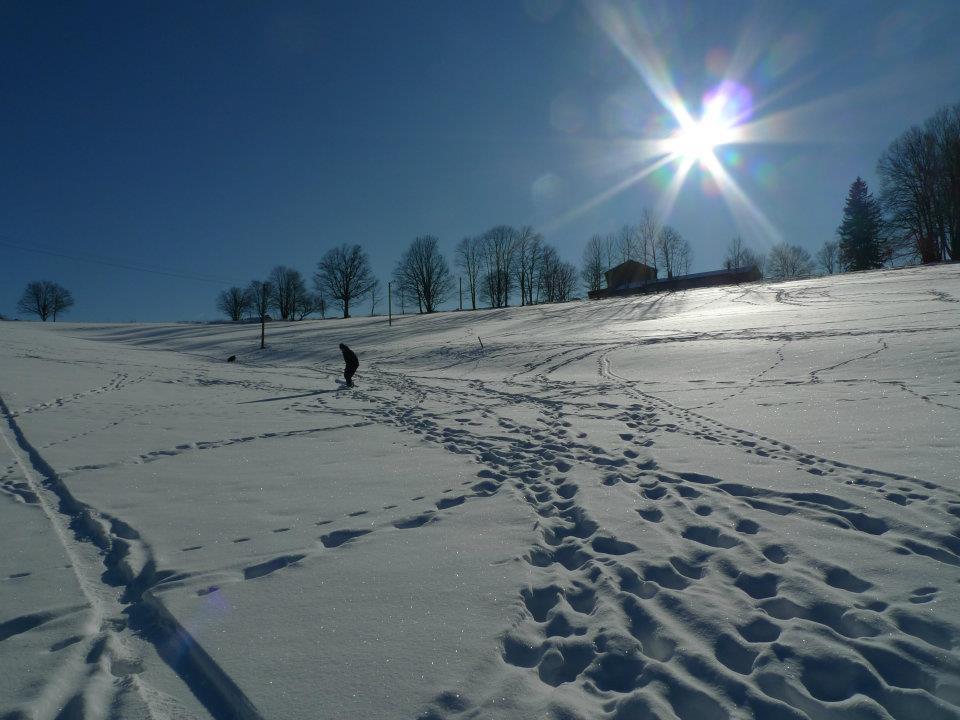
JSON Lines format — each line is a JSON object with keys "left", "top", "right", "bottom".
{"left": 260, "top": 317, "right": 265, "bottom": 349}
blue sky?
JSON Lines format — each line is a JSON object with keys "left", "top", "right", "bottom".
{"left": 2, "top": 1, "right": 958, "bottom": 321}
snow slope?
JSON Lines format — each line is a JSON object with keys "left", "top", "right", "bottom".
{"left": 2, "top": 264, "right": 959, "bottom": 720}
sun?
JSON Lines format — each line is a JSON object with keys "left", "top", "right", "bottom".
{"left": 667, "top": 115, "right": 733, "bottom": 162}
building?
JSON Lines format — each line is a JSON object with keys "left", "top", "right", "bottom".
{"left": 603, "top": 260, "right": 657, "bottom": 293}
{"left": 588, "top": 264, "right": 762, "bottom": 300}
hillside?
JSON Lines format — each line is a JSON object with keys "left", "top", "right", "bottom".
{"left": 2, "top": 264, "right": 959, "bottom": 720}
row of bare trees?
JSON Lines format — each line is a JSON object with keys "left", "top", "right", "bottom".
{"left": 455, "top": 226, "right": 578, "bottom": 308}
{"left": 218, "top": 230, "right": 580, "bottom": 335}
{"left": 219, "top": 247, "right": 385, "bottom": 326}
{"left": 723, "top": 236, "right": 816, "bottom": 281}
{"left": 581, "top": 209, "right": 692, "bottom": 292}
{"left": 216, "top": 246, "right": 380, "bottom": 348}
{"left": 216, "top": 266, "right": 328, "bottom": 323}
{"left": 17, "top": 281, "right": 74, "bottom": 321}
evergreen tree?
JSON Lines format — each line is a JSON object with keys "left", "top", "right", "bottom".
{"left": 837, "top": 177, "right": 885, "bottom": 271}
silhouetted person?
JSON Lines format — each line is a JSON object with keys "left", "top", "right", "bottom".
{"left": 340, "top": 343, "right": 359, "bottom": 387}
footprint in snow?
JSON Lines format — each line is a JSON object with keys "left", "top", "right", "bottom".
{"left": 320, "top": 528, "right": 371, "bottom": 548}
{"left": 909, "top": 586, "right": 938, "bottom": 604}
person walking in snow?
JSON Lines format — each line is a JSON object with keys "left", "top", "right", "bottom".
{"left": 339, "top": 343, "right": 359, "bottom": 387}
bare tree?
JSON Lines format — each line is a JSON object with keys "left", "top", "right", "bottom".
{"left": 291, "top": 280, "right": 318, "bottom": 320}
{"left": 49, "top": 283, "right": 74, "bottom": 321}
{"left": 455, "top": 236, "right": 482, "bottom": 310}
{"left": 17, "top": 281, "right": 73, "bottom": 322}
{"left": 581, "top": 234, "right": 606, "bottom": 293}
{"left": 293, "top": 292, "right": 324, "bottom": 320}
{"left": 616, "top": 224, "right": 639, "bottom": 264}
{"left": 817, "top": 241, "right": 839, "bottom": 274}
{"left": 479, "top": 225, "right": 517, "bottom": 308}
{"left": 19, "top": 281, "right": 52, "bottom": 321}
{"left": 877, "top": 105, "right": 960, "bottom": 264}
{"left": 513, "top": 227, "right": 532, "bottom": 307}
{"left": 753, "top": 252, "right": 767, "bottom": 277}
{"left": 368, "top": 278, "right": 383, "bottom": 316}
{"left": 538, "top": 246, "right": 577, "bottom": 303}
{"left": 524, "top": 230, "right": 545, "bottom": 305}
{"left": 314, "top": 244, "right": 376, "bottom": 319}
{"left": 394, "top": 283, "right": 407, "bottom": 315}
{"left": 724, "top": 237, "right": 747, "bottom": 269}
{"left": 217, "top": 286, "right": 252, "bottom": 321}
{"left": 267, "top": 266, "right": 306, "bottom": 321}
{"left": 393, "top": 236, "right": 454, "bottom": 314}
{"left": 513, "top": 226, "right": 544, "bottom": 306}
{"left": 655, "top": 225, "right": 691, "bottom": 279}
{"left": 638, "top": 208, "right": 660, "bottom": 273}
{"left": 676, "top": 240, "right": 691, "bottom": 276}
{"left": 766, "top": 243, "right": 814, "bottom": 280}
{"left": 931, "top": 104, "right": 960, "bottom": 261}
{"left": 246, "top": 280, "right": 273, "bottom": 349}
{"left": 603, "top": 233, "right": 618, "bottom": 274}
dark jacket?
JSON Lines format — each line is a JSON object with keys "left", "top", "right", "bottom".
{"left": 340, "top": 344, "right": 359, "bottom": 370}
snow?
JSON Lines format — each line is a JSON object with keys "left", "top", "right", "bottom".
{"left": 2, "top": 264, "right": 959, "bottom": 720}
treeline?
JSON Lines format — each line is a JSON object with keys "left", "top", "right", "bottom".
{"left": 216, "top": 227, "right": 580, "bottom": 330}
{"left": 708, "top": 102, "right": 959, "bottom": 283}
{"left": 216, "top": 244, "right": 380, "bottom": 327}
{"left": 813, "top": 101, "right": 959, "bottom": 276}
{"left": 722, "top": 236, "right": 815, "bottom": 281}
{"left": 454, "top": 226, "right": 577, "bottom": 309}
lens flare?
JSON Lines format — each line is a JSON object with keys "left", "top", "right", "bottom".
{"left": 544, "top": 2, "right": 796, "bottom": 244}
{"left": 667, "top": 116, "right": 730, "bottom": 162}
{"left": 665, "top": 81, "right": 752, "bottom": 165}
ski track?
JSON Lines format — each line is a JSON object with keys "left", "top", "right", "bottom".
{"left": 0, "top": 393, "right": 264, "bottom": 720}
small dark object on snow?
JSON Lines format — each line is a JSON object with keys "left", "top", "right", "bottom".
{"left": 227, "top": 355, "right": 237, "bottom": 363}
{"left": 339, "top": 343, "right": 359, "bottom": 387}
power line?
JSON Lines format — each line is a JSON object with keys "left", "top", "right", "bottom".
{"left": 0, "top": 237, "right": 246, "bottom": 286}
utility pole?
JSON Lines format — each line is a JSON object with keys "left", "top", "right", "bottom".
{"left": 388, "top": 281, "right": 392, "bottom": 326}
{"left": 459, "top": 276, "right": 463, "bottom": 311}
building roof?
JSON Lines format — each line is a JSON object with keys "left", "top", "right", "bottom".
{"left": 605, "top": 259, "right": 656, "bottom": 275}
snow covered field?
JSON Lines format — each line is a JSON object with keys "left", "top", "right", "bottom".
{"left": 2, "top": 264, "right": 959, "bottom": 720}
